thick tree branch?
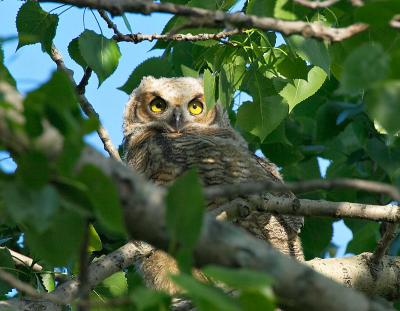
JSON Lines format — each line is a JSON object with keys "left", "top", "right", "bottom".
{"left": 308, "top": 253, "right": 400, "bottom": 300}
{"left": 213, "top": 196, "right": 400, "bottom": 223}
{"left": 39, "top": 0, "right": 368, "bottom": 42}
{"left": 49, "top": 46, "right": 122, "bottom": 162}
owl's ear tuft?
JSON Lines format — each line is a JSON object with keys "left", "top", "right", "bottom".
{"left": 212, "top": 103, "right": 231, "bottom": 128}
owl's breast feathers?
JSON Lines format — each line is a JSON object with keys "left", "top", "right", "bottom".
{"left": 126, "top": 127, "right": 266, "bottom": 186}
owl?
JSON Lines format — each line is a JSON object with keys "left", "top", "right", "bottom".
{"left": 123, "top": 76, "right": 303, "bottom": 294}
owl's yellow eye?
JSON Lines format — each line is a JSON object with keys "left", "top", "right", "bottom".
{"left": 149, "top": 98, "right": 167, "bottom": 113}
{"left": 188, "top": 100, "right": 204, "bottom": 115}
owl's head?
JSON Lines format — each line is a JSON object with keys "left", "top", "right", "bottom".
{"left": 123, "top": 76, "right": 229, "bottom": 136}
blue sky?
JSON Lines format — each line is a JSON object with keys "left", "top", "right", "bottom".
{"left": 0, "top": 0, "right": 351, "bottom": 256}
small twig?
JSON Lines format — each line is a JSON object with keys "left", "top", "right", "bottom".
{"left": 371, "top": 223, "right": 399, "bottom": 270}
{"left": 49, "top": 46, "right": 122, "bottom": 162}
{"left": 40, "top": 0, "right": 368, "bottom": 42}
{"left": 77, "top": 222, "right": 90, "bottom": 311}
{"left": 204, "top": 178, "right": 400, "bottom": 202}
{"left": 113, "top": 29, "right": 241, "bottom": 43}
{"left": 98, "top": 9, "right": 124, "bottom": 37}
{"left": 98, "top": 8, "right": 241, "bottom": 44}
{"left": 293, "top": 0, "right": 340, "bottom": 9}
{"left": 6, "top": 248, "right": 43, "bottom": 272}
{"left": 77, "top": 67, "right": 92, "bottom": 95}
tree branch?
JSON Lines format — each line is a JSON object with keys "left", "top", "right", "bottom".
{"left": 39, "top": 0, "right": 368, "bottom": 42}
{"left": 76, "top": 67, "right": 92, "bottom": 95}
{"left": 213, "top": 196, "right": 400, "bottom": 223}
{"left": 49, "top": 46, "right": 122, "bottom": 162}
{"left": 308, "top": 253, "right": 400, "bottom": 300}
{"left": 78, "top": 148, "right": 393, "bottom": 310}
{"left": 205, "top": 178, "right": 400, "bottom": 202}
{"left": 5, "top": 247, "right": 43, "bottom": 272}
{"left": 98, "top": 8, "right": 241, "bottom": 43}
{"left": 0, "top": 242, "right": 153, "bottom": 311}
{"left": 77, "top": 222, "right": 90, "bottom": 311}
{"left": 371, "top": 223, "right": 399, "bottom": 270}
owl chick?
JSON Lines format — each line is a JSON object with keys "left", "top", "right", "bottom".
{"left": 123, "top": 76, "right": 303, "bottom": 293}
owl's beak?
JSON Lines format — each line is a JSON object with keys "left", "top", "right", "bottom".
{"left": 170, "top": 108, "right": 184, "bottom": 132}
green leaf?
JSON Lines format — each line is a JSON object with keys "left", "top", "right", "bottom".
{"left": 171, "top": 274, "right": 240, "bottom": 311}
{"left": 203, "top": 266, "right": 272, "bottom": 290}
{"left": 246, "top": 0, "right": 275, "bottom": 17}
{"left": 78, "top": 165, "right": 125, "bottom": 235}
{"left": 78, "top": 30, "right": 121, "bottom": 86}
{"left": 131, "top": 287, "right": 171, "bottom": 311}
{"left": 218, "top": 66, "right": 233, "bottom": 108}
{"left": 24, "top": 70, "right": 79, "bottom": 136}
{"left": 279, "top": 66, "right": 327, "bottom": 112}
{"left": 88, "top": 224, "right": 102, "bottom": 252}
{"left": 274, "top": 0, "right": 296, "bottom": 20}
{"left": 15, "top": 150, "right": 49, "bottom": 189}
{"left": 67, "top": 37, "right": 87, "bottom": 69}
{"left": 261, "top": 143, "right": 304, "bottom": 166}
{"left": 365, "top": 138, "right": 400, "bottom": 174}
{"left": 282, "top": 157, "right": 321, "bottom": 182}
{"left": 0, "top": 46, "right": 16, "bottom": 87}
{"left": 0, "top": 248, "right": 15, "bottom": 296}
{"left": 236, "top": 98, "right": 288, "bottom": 142}
{"left": 25, "top": 209, "right": 84, "bottom": 266}
{"left": 40, "top": 273, "right": 55, "bottom": 292}
{"left": 239, "top": 290, "right": 275, "bottom": 311}
{"left": 121, "top": 14, "right": 133, "bottom": 33}
{"left": 315, "top": 101, "right": 347, "bottom": 142}
{"left": 203, "top": 69, "right": 216, "bottom": 110}
{"left": 287, "top": 36, "right": 330, "bottom": 75}
{"left": 3, "top": 182, "right": 60, "bottom": 233}
{"left": 345, "top": 219, "right": 379, "bottom": 254}
{"left": 338, "top": 43, "right": 389, "bottom": 95}
{"left": 16, "top": 1, "right": 58, "bottom": 53}
{"left": 365, "top": 81, "right": 400, "bottom": 136}
{"left": 103, "top": 272, "right": 128, "bottom": 296}
{"left": 277, "top": 56, "right": 308, "bottom": 80}
{"left": 166, "top": 169, "right": 205, "bottom": 271}
{"left": 300, "top": 217, "right": 333, "bottom": 260}
{"left": 118, "top": 57, "right": 175, "bottom": 94}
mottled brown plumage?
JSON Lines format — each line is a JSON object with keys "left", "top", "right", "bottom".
{"left": 123, "top": 76, "right": 303, "bottom": 293}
